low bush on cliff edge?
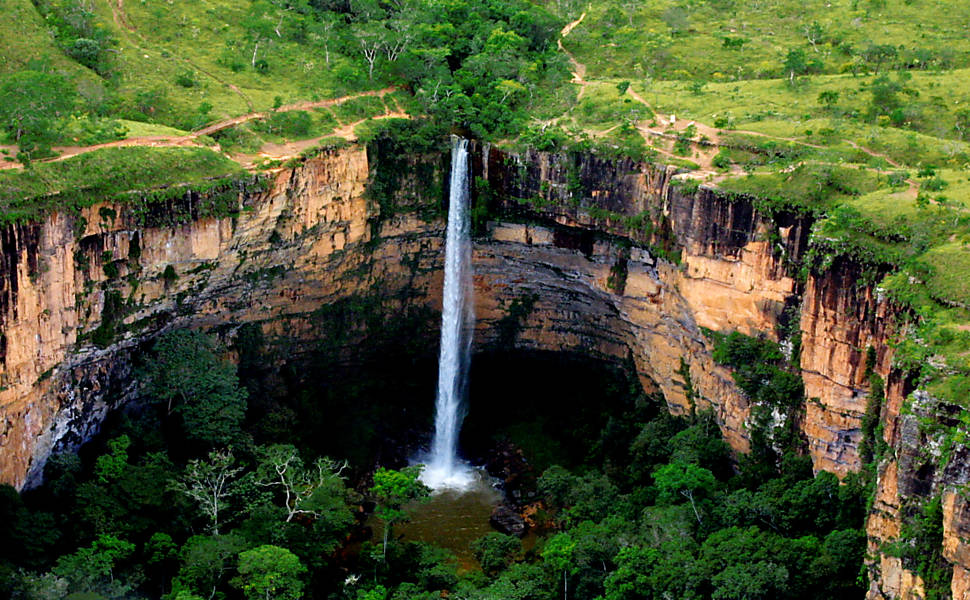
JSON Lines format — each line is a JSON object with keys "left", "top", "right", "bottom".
{"left": 718, "top": 163, "right": 882, "bottom": 217}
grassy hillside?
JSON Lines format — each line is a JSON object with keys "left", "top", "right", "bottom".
{"left": 0, "top": 0, "right": 96, "bottom": 78}
{"left": 562, "top": 0, "right": 970, "bottom": 80}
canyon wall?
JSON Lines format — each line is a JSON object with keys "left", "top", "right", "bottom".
{"left": 478, "top": 148, "right": 809, "bottom": 457}
{"left": 475, "top": 147, "right": 966, "bottom": 599}
{"left": 0, "top": 141, "right": 964, "bottom": 597}
{"left": 0, "top": 146, "right": 447, "bottom": 489}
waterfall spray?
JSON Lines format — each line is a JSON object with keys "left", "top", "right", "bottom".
{"left": 421, "top": 137, "right": 475, "bottom": 490}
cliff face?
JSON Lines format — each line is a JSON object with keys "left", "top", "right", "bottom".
{"left": 0, "top": 141, "right": 964, "bottom": 597}
{"left": 476, "top": 147, "right": 967, "bottom": 599}
{"left": 0, "top": 145, "right": 811, "bottom": 486}
{"left": 799, "top": 256, "right": 901, "bottom": 476}
{"left": 478, "top": 148, "right": 809, "bottom": 455}
{"left": 0, "top": 146, "right": 446, "bottom": 488}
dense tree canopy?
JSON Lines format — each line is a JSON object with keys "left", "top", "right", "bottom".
{"left": 0, "top": 327, "right": 884, "bottom": 600}
{"left": 144, "top": 330, "right": 248, "bottom": 449}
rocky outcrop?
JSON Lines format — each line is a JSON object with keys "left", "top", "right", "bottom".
{"left": 0, "top": 141, "right": 966, "bottom": 597}
{"left": 473, "top": 221, "right": 756, "bottom": 452}
{"left": 865, "top": 393, "right": 970, "bottom": 600}
{"left": 490, "top": 505, "right": 527, "bottom": 537}
{"left": 944, "top": 490, "right": 970, "bottom": 600}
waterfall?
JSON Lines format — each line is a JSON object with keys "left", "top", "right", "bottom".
{"left": 421, "top": 137, "right": 475, "bottom": 490}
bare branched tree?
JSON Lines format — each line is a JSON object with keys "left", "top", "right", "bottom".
{"left": 255, "top": 444, "right": 349, "bottom": 522}
{"left": 173, "top": 449, "right": 244, "bottom": 535}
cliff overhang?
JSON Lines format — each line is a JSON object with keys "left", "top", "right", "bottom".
{"left": 0, "top": 138, "right": 962, "bottom": 598}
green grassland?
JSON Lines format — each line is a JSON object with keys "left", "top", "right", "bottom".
{"left": 562, "top": 0, "right": 970, "bottom": 81}
{"left": 0, "top": 146, "right": 246, "bottom": 221}
{"left": 0, "top": 0, "right": 96, "bottom": 78}
{"left": 1, "top": 0, "right": 384, "bottom": 145}
{"left": 637, "top": 69, "right": 970, "bottom": 162}
{"left": 111, "top": 0, "right": 372, "bottom": 118}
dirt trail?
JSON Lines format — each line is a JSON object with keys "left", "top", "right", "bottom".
{"left": 845, "top": 140, "right": 902, "bottom": 168}
{"left": 558, "top": 11, "right": 587, "bottom": 87}
{"left": 631, "top": 85, "right": 906, "bottom": 170}
{"left": 620, "top": 68, "right": 913, "bottom": 184}
{"left": 0, "top": 89, "right": 402, "bottom": 172}
{"left": 194, "top": 87, "right": 395, "bottom": 136}
{"left": 111, "top": 0, "right": 135, "bottom": 31}
{"left": 0, "top": 136, "right": 214, "bottom": 171}
{"left": 234, "top": 111, "right": 410, "bottom": 169}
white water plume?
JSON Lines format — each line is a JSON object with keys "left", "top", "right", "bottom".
{"left": 421, "top": 137, "right": 475, "bottom": 491}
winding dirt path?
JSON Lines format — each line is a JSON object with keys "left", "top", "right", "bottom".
{"left": 110, "top": 0, "right": 134, "bottom": 31}
{"left": 845, "top": 140, "right": 902, "bottom": 168}
{"left": 558, "top": 11, "right": 588, "bottom": 93}
{"left": 618, "top": 61, "right": 907, "bottom": 182}
{"left": 0, "top": 88, "right": 401, "bottom": 172}
{"left": 194, "top": 88, "right": 395, "bottom": 136}
{"left": 233, "top": 111, "right": 410, "bottom": 169}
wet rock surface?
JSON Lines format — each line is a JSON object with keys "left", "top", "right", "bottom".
{"left": 490, "top": 504, "right": 527, "bottom": 537}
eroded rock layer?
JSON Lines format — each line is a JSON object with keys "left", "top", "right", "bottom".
{"left": 0, "top": 147, "right": 446, "bottom": 488}
{"left": 0, "top": 142, "right": 964, "bottom": 597}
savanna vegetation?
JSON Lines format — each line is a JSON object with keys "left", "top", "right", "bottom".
{"left": 0, "top": 0, "right": 568, "bottom": 164}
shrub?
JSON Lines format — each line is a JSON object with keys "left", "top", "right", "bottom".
{"left": 175, "top": 70, "right": 197, "bottom": 88}
{"left": 712, "top": 151, "right": 732, "bottom": 170}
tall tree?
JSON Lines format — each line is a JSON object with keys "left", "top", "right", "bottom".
{"left": 862, "top": 43, "right": 898, "bottom": 74}
{"left": 370, "top": 466, "right": 429, "bottom": 560}
{"left": 653, "top": 461, "right": 717, "bottom": 525}
{"left": 144, "top": 330, "right": 247, "bottom": 448}
{"left": 231, "top": 545, "right": 306, "bottom": 600}
{"left": 254, "top": 444, "right": 350, "bottom": 523}
{"left": 243, "top": 1, "right": 280, "bottom": 67}
{"left": 173, "top": 449, "right": 244, "bottom": 535}
{"left": 541, "top": 532, "right": 578, "bottom": 600}
{"left": 173, "top": 534, "right": 249, "bottom": 600}
{"left": 309, "top": 11, "right": 341, "bottom": 67}
{"left": 52, "top": 534, "right": 136, "bottom": 597}
{"left": 783, "top": 48, "right": 808, "bottom": 85}
{"left": 353, "top": 22, "right": 387, "bottom": 80}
